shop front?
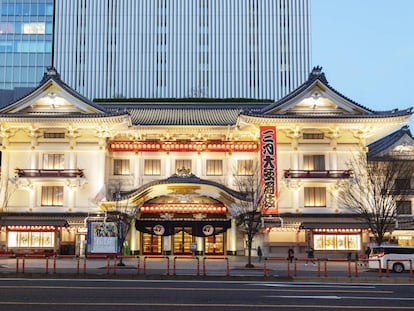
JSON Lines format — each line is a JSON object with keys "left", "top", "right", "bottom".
{"left": 299, "top": 222, "right": 370, "bottom": 258}
{"left": 1, "top": 218, "right": 68, "bottom": 255}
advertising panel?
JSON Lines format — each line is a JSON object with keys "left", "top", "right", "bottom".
{"left": 87, "top": 222, "right": 119, "bottom": 254}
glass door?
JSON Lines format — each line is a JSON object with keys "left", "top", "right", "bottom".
{"left": 205, "top": 233, "right": 224, "bottom": 255}
{"left": 173, "top": 228, "right": 193, "bottom": 254}
{"left": 142, "top": 233, "right": 162, "bottom": 254}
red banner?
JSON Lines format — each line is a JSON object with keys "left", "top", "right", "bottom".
{"left": 259, "top": 126, "right": 278, "bottom": 215}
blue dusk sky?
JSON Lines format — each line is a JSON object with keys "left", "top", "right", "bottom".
{"left": 311, "top": 0, "right": 414, "bottom": 129}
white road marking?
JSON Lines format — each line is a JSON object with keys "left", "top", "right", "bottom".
{"left": 265, "top": 295, "right": 414, "bottom": 301}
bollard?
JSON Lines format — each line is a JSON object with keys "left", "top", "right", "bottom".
{"left": 354, "top": 260, "right": 358, "bottom": 277}
{"left": 324, "top": 260, "right": 328, "bottom": 277}
{"left": 106, "top": 257, "right": 111, "bottom": 274}
{"left": 83, "top": 256, "right": 87, "bottom": 274}
{"left": 347, "top": 260, "right": 351, "bottom": 277}
{"left": 378, "top": 259, "right": 382, "bottom": 278}
{"left": 410, "top": 259, "right": 413, "bottom": 278}
{"left": 293, "top": 259, "right": 297, "bottom": 277}
{"left": 166, "top": 256, "right": 170, "bottom": 275}
{"left": 136, "top": 256, "right": 140, "bottom": 275}
{"left": 317, "top": 260, "right": 321, "bottom": 277}
{"left": 143, "top": 256, "right": 147, "bottom": 275}
{"left": 76, "top": 256, "right": 80, "bottom": 274}
{"left": 203, "top": 257, "right": 206, "bottom": 276}
{"left": 22, "top": 256, "right": 25, "bottom": 274}
{"left": 53, "top": 256, "right": 57, "bottom": 274}
{"left": 113, "top": 257, "right": 117, "bottom": 275}
{"left": 15, "top": 257, "right": 19, "bottom": 273}
{"left": 45, "top": 256, "right": 49, "bottom": 274}
{"left": 386, "top": 259, "right": 390, "bottom": 277}
{"left": 287, "top": 261, "right": 290, "bottom": 277}
{"left": 173, "top": 257, "right": 177, "bottom": 275}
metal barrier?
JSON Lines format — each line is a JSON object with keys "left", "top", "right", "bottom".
{"left": 143, "top": 256, "right": 170, "bottom": 275}
{"left": 173, "top": 256, "right": 200, "bottom": 276}
{"left": 202, "top": 257, "right": 229, "bottom": 276}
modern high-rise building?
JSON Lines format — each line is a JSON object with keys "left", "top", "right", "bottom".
{"left": 0, "top": 1, "right": 53, "bottom": 90}
{"left": 1, "top": 0, "right": 311, "bottom": 101}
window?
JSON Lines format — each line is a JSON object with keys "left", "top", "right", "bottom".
{"left": 237, "top": 159, "right": 253, "bottom": 176}
{"left": 41, "top": 186, "right": 63, "bottom": 206}
{"left": 304, "top": 187, "right": 326, "bottom": 207}
{"left": 394, "top": 178, "right": 411, "bottom": 190}
{"left": 206, "top": 160, "right": 223, "bottom": 176}
{"left": 314, "top": 234, "right": 360, "bottom": 251}
{"left": 44, "top": 132, "right": 65, "bottom": 139}
{"left": 176, "top": 159, "right": 192, "bottom": 174}
{"left": 397, "top": 201, "right": 412, "bottom": 215}
{"left": 303, "top": 133, "right": 324, "bottom": 140}
{"left": 144, "top": 159, "right": 161, "bottom": 176}
{"left": 113, "top": 159, "right": 130, "bottom": 175}
{"left": 43, "top": 154, "right": 64, "bottom": 169}
{"left": 303, "top": 155, "right": 325, "bottom": 170}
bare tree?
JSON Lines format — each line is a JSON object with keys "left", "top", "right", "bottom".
{"left": 101, "top": 185, "right": 139, "bottom": 266}
{"left": 233, "top": 163, "right": 263, "bottom": 268}
{"left": 337, "top": 153, "right": 414, "bottom": 246}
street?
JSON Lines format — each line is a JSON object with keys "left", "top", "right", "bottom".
{"left": 0, "top": 279, "right": 413, "bottom": 311}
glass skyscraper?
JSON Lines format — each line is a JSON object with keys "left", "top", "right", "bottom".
{"left": 0, "top": 1, "right": 53, "bottom": 90}
{"left": 1, "top": 0, "right": 311, "bottom": 101}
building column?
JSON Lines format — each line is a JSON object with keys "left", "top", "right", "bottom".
{"left": 227, "top": 218, "right": 237, "bottom": 255}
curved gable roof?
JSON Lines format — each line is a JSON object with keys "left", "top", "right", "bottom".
{"left": 0, "top": 67, "right": 107, "bottom": 114}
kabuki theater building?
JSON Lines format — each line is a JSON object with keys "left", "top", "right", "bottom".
{"left": 0, "top": 66, "right": 413, "bottom": 258}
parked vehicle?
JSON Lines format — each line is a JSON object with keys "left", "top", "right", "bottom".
{"left": 368, "top": 246, "right": 414, "bottom": 273}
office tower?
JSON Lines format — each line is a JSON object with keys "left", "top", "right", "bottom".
{"left": 55, "top": 0, "right": 311, "bottom": 100}
{"left": 0, "top": 1, "right": 53, "bottom": 91}
{"left": 1, "top": 0, "right": 311, "bottom": 101}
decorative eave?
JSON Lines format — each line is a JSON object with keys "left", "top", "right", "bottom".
{"left": 0, "top": 112, "right": 131, "bottom": 126}
{"left": 367, "top": 125, "right": 414, "bottom": 158}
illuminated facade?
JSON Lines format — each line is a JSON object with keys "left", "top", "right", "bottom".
{"left": 0, "top": 67, "right": 412, "bottom": 257}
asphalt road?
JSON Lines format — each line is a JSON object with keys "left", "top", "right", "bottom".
{"left": 0, "top": 279, "right": 414, "bottom": 311}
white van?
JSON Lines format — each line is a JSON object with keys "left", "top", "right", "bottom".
{"left": 368, "top": 246, "right": 414, "bottom": 273}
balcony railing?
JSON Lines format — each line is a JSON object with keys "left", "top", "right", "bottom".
{"left": 283, "top": 169, "right": 352, "bottom": 179}
{"left": 15, "top": 168, "right": 85, "bottom": 178}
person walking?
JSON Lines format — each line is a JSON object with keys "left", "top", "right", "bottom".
{"left": 305, "top": 247, "right": 315, "bottom": 265}
{"left": 287, "top": 247, "right": 295, "bottom": 263}
{"left": 257, "top": 246, "right": 263, "bottom": 262}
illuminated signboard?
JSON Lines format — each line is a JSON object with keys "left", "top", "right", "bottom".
{"left": 259, "top": 126, "right": 278, "bottom": 215}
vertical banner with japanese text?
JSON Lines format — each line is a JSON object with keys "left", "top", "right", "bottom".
{"left": 260, "top": 126, "right": 278, "bottom": 215}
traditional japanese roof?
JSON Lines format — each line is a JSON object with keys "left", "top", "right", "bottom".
{"left": 367, "top": 125, "right": 414, "bottom": 158}
{"left": 260, "top": 66, "right": 375, "bottom": 115}
{"left": 99, "top": 101, "right": 266, "bottom": 126}
{"left": 0, "top": 67, "right": 107, "bottom": 115}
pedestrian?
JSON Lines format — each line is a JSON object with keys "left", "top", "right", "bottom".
{"left": 287, "top": 247, "right": 295, "bottom": 263}
{"left": 364, "top": 246, "right": 371, "bottom": 266}
{"left": 305, "top": 247, "right": 315, "bottom": 265}
{"left": 257, "top": 246, "right": 263, "bottom": 262}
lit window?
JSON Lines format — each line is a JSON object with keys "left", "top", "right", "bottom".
{"left": 144, "top": 159, "right": 161, "bottom": 176}
{"left": 304, "top": 187, "right": 326, "bottom": 207}
{"left": 22, "top": 22, "right": 45, "bottom": 34}
{"left": 303, "top": 155, "right": 325, "bottom": 170}
{"left": 113, "top": 159, "right": 130, "bottom": 175}
{"left": 41, "top": 186, "right": 63, "bottom": 206}
{"left": 237, "top": 159, "right": 253, "bottom": 176}
{"left": 206, "top": 159, "right": 223, "bottom": 176}
{"left": 43, "top": 154, "right": 64, "bottom": 169}
{"left": 314, "top": 234, "right": 360, "bottom": 251}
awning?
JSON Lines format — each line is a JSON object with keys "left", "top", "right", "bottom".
{"left": 299, "top": 222, "right": 369, "bottom": 230}
{"left": 135, "top": 219, "right": 231, "bottom": 237}
{"left": 1, "top": 219, "right": 69, "bottom": 227}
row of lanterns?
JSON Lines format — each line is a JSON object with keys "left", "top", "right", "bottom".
{"left": 140, "top": 205, "right": 227, "bottom": 213}
{"left": 109, "top": 141, "right": 258, "bottom": 152}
